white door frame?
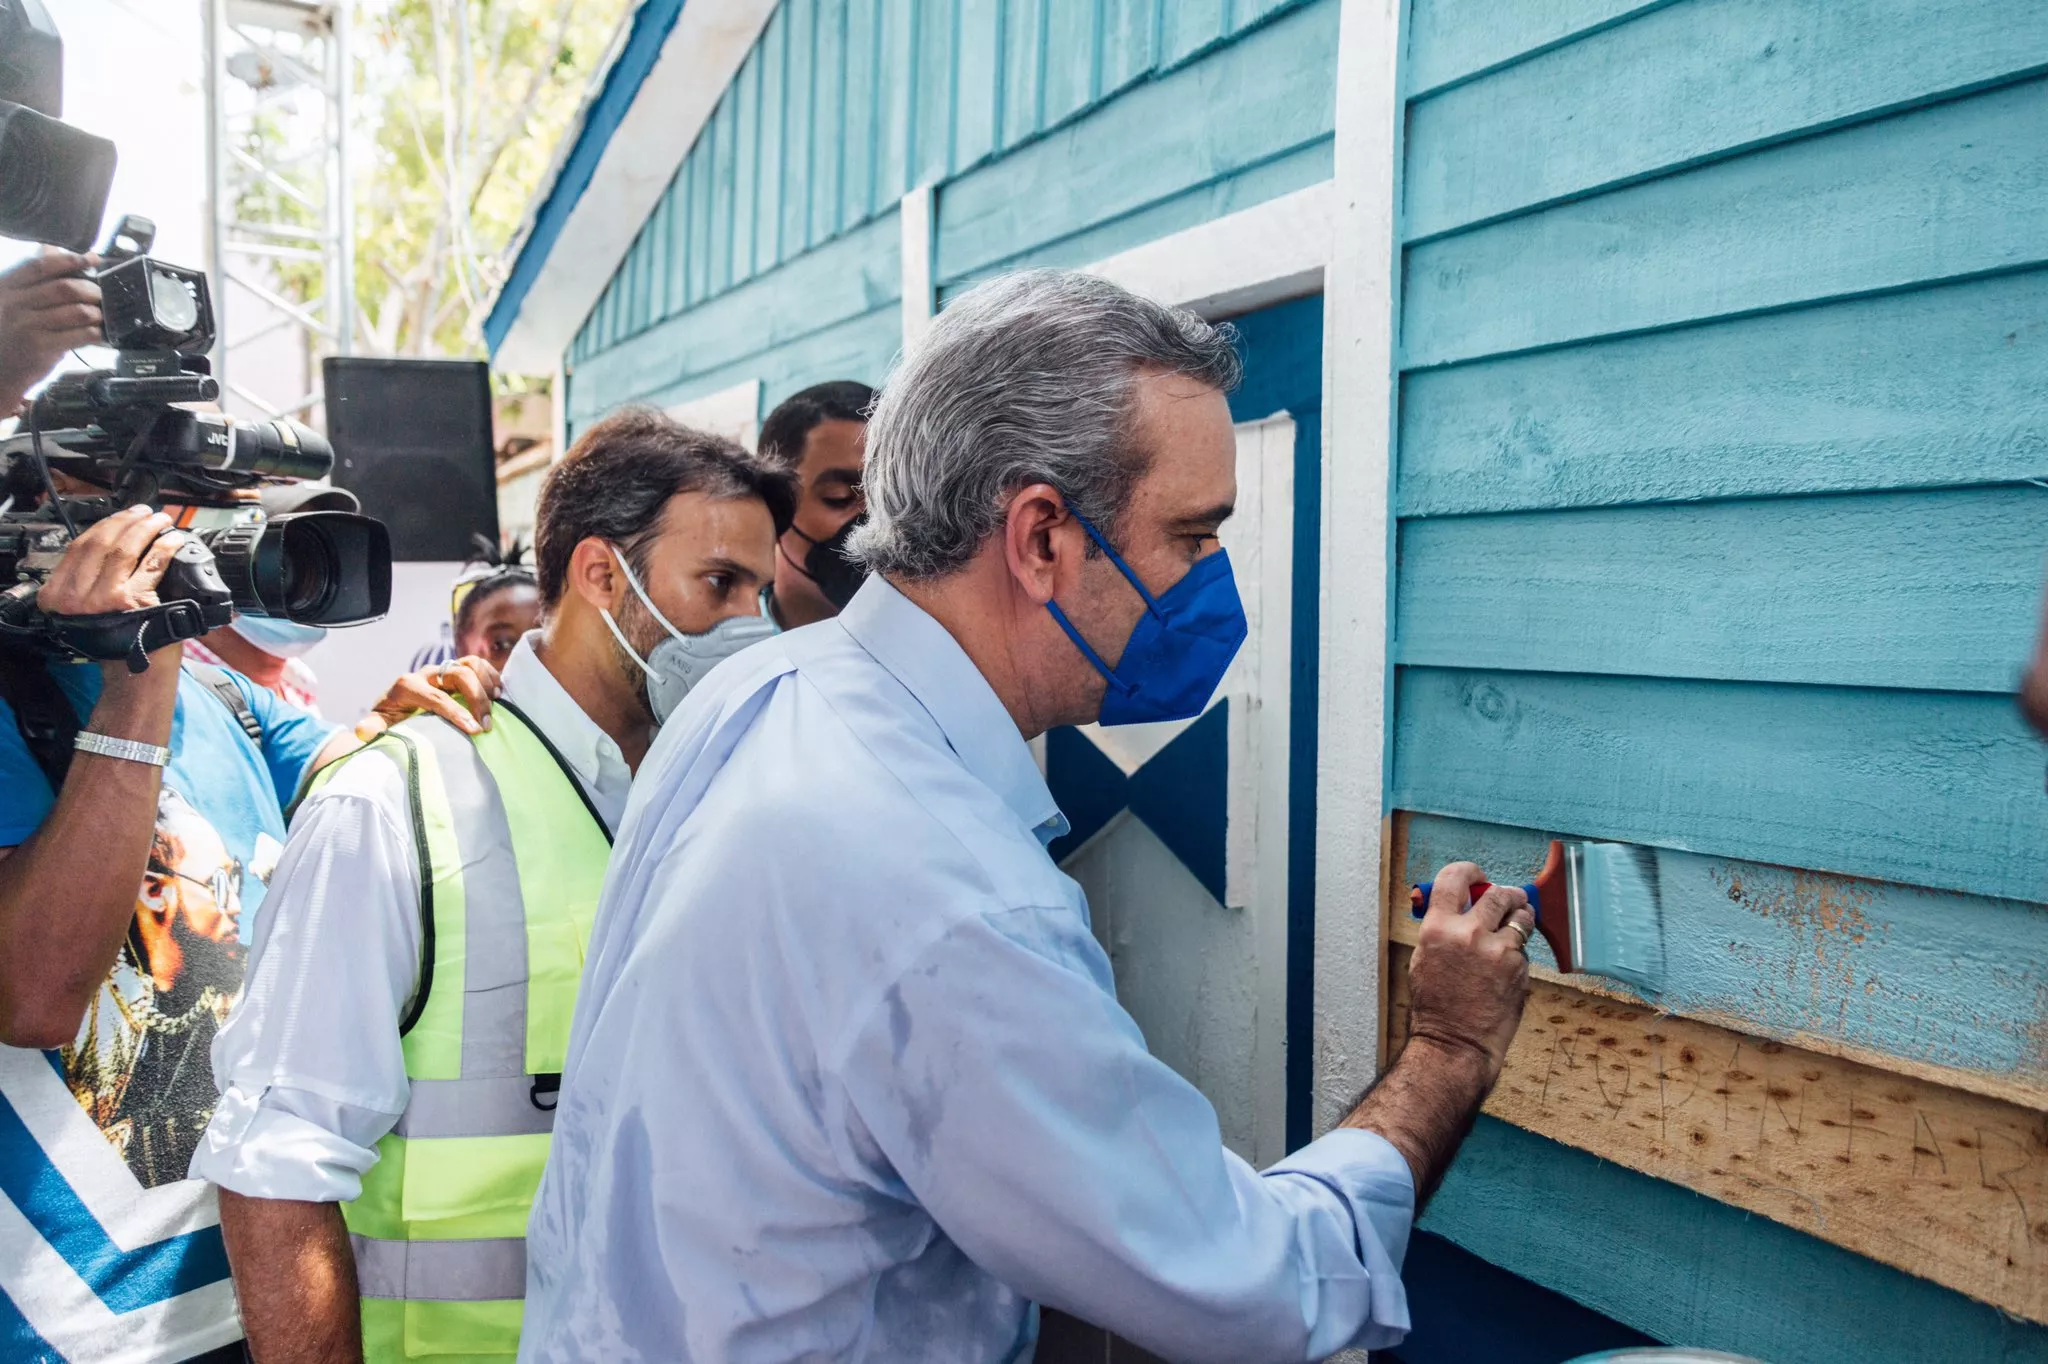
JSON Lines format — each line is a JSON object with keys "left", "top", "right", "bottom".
{"left": 1317, "top": 0, "right": 1404, "bottom": 1132}
{"left": 897, "top": 179, "right": 1335, "bottom": 351}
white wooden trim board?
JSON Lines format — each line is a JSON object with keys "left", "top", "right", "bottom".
{"left": 495, "top": 0, "right": 780, "bottom": 374}
{"left": 1314, "top": 0, "right": 1404, "bottom": 1135}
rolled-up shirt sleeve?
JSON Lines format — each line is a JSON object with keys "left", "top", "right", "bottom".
{"left": 831, "top": 902, "right": 1414, "bottom": 1364}
{"left": 193, "top": 784, "right": 424, "bottom": 1202}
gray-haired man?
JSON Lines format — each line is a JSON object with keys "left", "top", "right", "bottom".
{"left": 518, "top": 271, "right": 1535, "bottom": 1363}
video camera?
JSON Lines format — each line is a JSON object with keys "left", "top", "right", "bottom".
{"left": 0, "top": 0, "right": 390, "bottom": 671}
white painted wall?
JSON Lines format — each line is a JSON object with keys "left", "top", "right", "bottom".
{"left": 301, "top": 560, "right": 462, "bottom": 722}
{"left": 665, "top": 377, "right": 762, "bottom": 448}
{"left": 898, "top": 183, "right": 935, "bottom": 353}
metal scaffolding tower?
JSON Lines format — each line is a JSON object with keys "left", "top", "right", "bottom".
{"left": 202, "top": 0, "right": 353, "bottom": 424}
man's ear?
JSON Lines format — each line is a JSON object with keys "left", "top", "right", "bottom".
{"left": 564, "top": 537, "right": 624, "bottom": 613}
{"left": 1000, "top": 483, "right": 1080, "bottom": 606}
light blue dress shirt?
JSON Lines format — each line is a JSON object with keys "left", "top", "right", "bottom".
{"left": 520, "top": 578, "right": 1416, "bottom": 1364}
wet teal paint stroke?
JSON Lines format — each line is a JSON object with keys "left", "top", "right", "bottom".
{"left": 1403, "top": 813, "right": 2048, "bottom": 1085}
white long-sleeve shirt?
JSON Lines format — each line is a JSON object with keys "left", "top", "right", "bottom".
{"left": 519, "top": 578, "right": 1416, "bottom": 1364}
{"left": 192, "top": 633, "right": 630, "bottom": 1200}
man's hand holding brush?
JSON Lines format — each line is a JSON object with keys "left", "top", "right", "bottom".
{"left": 1339, "top": 863, "right": 1535, "bottom": 1205}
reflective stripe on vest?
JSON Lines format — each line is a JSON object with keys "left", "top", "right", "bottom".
{"left": 328, "top": 704, "right": 610, "bottom": 1360}
{"left": 350, "top": 1234, "right": 528, "bottom": 1302}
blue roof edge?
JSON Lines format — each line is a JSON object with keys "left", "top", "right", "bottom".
{"left": 484, "top": 0, "right": 690, "bottom": 361}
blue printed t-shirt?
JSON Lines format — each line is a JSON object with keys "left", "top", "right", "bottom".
{"left": 0, "top": 659, "right": 335, "bottom": 1363}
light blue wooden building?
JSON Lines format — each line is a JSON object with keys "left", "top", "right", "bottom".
{"left": 485, "top": 3, "right": 2048, "bottom": 1360}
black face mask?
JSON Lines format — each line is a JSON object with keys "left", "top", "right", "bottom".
{"left": 787, "top": 518, "right": 868, "bottom": 610}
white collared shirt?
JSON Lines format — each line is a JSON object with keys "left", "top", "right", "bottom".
{"left": 519, "top": 579, "right": 1415, "bottom": 1364}
{"left": 193, "top": 632, "right": 629, "bottom": 1201}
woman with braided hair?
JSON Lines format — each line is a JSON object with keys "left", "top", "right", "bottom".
{"left": 408, "top": 535, "right": 543, "bottom": 673}
{"left": 451, "top": 538, "right": 541, "bottom": 671}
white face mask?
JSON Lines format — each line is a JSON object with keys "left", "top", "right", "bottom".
{"left": 230, "top": 615, "right": 329, "bottom": 659}
{"left": 598, "top": 545, "right": 777, "bottom": 724}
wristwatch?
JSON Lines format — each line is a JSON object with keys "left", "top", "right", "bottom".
{"left": 74, "top": 731, "right": 172, "bottom": 768}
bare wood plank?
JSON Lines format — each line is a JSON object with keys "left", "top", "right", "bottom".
{"left": 1390, "top": 910, "right": 2048, "bottom": 1115}
{"left": 1375, "top": 812, "right": 1405, "bottom": 1074}
{"left": 1396, "top": 811, "right": 2048, "bottom": 1109}
{"left": 1387, "top": 942, "right": 2048, "bottom": 1323}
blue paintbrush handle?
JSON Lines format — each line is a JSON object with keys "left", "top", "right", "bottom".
{"left": 1409, "top": 880, "right": 1542, "bottom": 922}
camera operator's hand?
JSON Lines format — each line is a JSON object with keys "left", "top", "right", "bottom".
{"left": 0, "top": 249, "right": 102, "bottom": 417}
{"left": 36, "top": 504, "right": 188, "bottom": 620}
{"left": 0, "top": 512, "right": 185, "bottom": 1049}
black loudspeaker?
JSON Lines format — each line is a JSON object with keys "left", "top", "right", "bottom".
{"left": 323, "top": 357, "right": 497, "bottom": 562}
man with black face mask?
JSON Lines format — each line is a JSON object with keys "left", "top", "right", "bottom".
{"left": 757, "top": 379, "right": 876, "bottom": 625}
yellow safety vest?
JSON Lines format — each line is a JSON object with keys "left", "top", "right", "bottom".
{"left": 311, "top": 703, "right": 611, "bottom": 1361}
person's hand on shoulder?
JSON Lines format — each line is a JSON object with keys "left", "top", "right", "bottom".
{"left": 0, "top": 250, "right": 102, "bottom": 417}
{"left": 354, "top": 654, "right": 503, "bottom": 743}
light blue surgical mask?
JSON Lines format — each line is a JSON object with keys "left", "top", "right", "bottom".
{"left": 230, "top": 615, "right": 329, "bottom": 659}
{"left": 1045, "top": 511, "right": 1247, "bottom": 727}
{"left": 599, "top": 546, "right": 777, "bottom": 724}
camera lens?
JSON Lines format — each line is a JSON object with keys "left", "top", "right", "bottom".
{"left": 198, "top": 510, "right": 391, "bottom": 626}
{"left": 223, "top": 418, "right": 332, "bottom": 481}
{"left": 149, "top": 267, "right": 199, "bottom": 333}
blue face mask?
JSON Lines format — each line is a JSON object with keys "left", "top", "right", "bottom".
{"left": 1045, "top": 511, "right": 1248, "bottom": 727}
{"left": 231, "top": 615, "right": 329, "bottom": 659}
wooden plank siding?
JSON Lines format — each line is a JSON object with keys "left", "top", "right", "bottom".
{"left": 565, "top": 0, "right": 1333, "bottom": 429}
{"left": 1392, "top": 0, "right": 2048, "bottom": 1353}
{"left": 1387, "top": 940, "right": 2048, "bottom": 1325}
{"left": 934, "top": 0, "right": 1337, "bottom": 293}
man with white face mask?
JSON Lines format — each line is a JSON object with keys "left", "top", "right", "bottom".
{"left": 192, "top": 409, "right": 792, "bottom": 1363}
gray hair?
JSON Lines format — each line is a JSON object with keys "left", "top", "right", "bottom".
{"left": 849, "top": 269, "right": 1242, "bottom": 581}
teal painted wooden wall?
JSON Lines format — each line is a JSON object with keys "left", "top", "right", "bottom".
{"left": 1392, "top": 0, "right": 2048, "bottom": 1358}
{"left": 564, "top": 0, "right": 1336, "bottom": 430}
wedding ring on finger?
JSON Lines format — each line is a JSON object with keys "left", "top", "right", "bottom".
{"left": 1504, "top": 920, "right": 1533, "bottom": 952}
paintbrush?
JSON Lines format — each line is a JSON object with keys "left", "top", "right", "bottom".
{"left": 1409, "top": 839, "right": 1665, "bottom": 994}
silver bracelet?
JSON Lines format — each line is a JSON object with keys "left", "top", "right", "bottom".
{"left": 74, "top": 731, "right": 172, "bottom": 768}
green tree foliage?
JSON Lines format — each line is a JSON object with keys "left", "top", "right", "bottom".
{"left": 353, "top": 0, "right": 632, "bottom": 360}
